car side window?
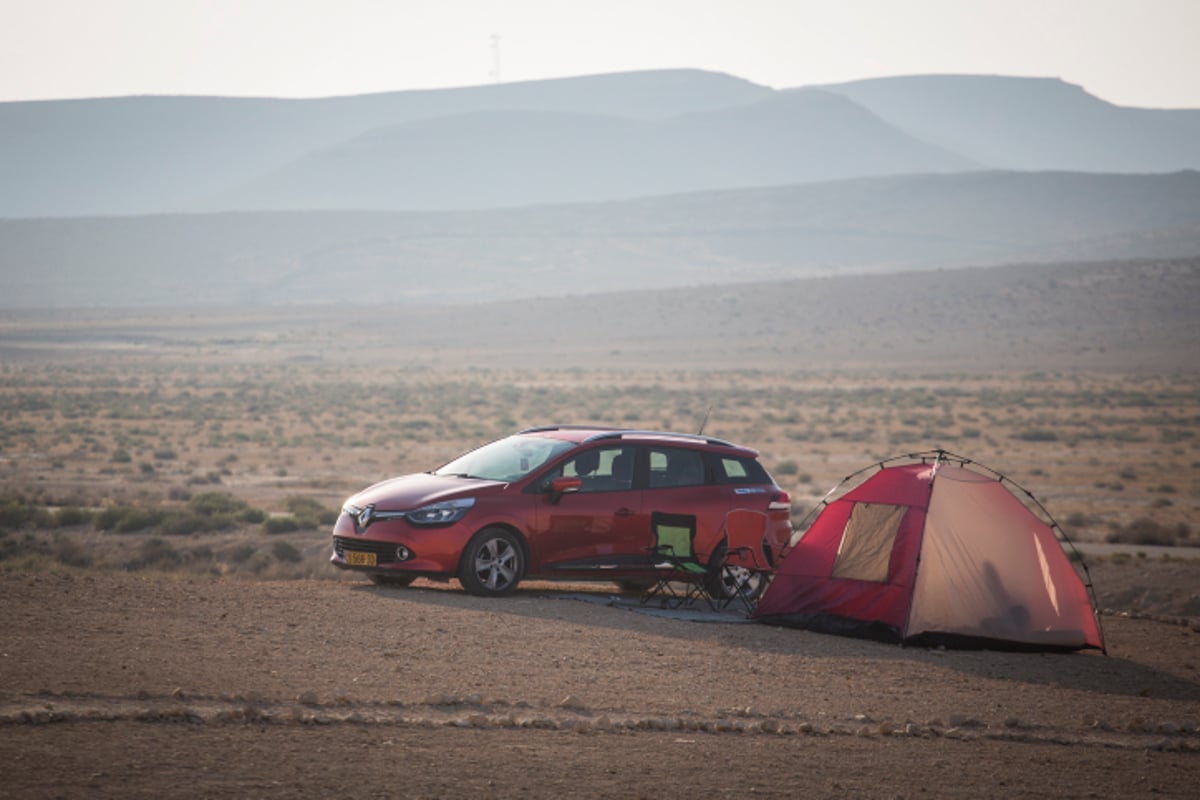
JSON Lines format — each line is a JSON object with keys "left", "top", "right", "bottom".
{"left": 647, "top": 447, "right": 707, "bottom": 488}
{"left": 713, "top": 455, "right": 771, "bottom": 484}
{"left": 557, "top": 446, "right": 636, "bottom": 493}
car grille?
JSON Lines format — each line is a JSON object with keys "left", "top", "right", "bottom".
{"left": 334, "top": 536, "right": 401, "bottom": 564}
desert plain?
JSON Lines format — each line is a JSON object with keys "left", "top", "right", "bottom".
{"left": 1, "top": 258, "right": 1199, "bottom": 798}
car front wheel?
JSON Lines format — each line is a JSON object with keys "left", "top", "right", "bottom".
{"left": 459, "top": 527, "right": 525, "bottom": 597}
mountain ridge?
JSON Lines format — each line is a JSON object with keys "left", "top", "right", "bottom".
{"left": 3, "top": 69, "right": 1198, "bottom": 218}
{"left": 212, "top": 90, "right": 976, "bottom": 212}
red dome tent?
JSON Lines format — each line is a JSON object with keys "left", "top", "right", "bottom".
{"left": 754, "top": 451, "right": 1105, "bottom": 652}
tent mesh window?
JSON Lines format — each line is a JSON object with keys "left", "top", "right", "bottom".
{"left": 831, "top": 502, "right": 907, "bottom": 582}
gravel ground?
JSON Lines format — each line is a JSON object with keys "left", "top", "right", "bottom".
{"left": 2, "top": 570, "right": 1199, "bottom": 798}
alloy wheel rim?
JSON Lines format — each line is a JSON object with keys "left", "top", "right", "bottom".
{"left": 723, "top": 565, "right": 760, "bottom": 597}
{"left": 475, "top": 537, "right": 518, "bottom": 590}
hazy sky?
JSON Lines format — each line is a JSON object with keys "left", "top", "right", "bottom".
{"left": 3, "top": 0, "right": 1198, "bottom": 107}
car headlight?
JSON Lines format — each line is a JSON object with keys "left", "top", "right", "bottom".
{"left": 406, "top": 497, "right": 475, "bottom": 525}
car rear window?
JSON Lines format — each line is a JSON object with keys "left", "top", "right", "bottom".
{"left": 713, "top": 455, "right": 771, "bottom": 484}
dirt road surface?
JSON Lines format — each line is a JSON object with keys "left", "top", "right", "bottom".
{"left": 2, "top": 571, "right": 1199, "bottom": 798}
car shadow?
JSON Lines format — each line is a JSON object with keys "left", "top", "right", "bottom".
{"left": 351, "top": 578, "right": 1200, "bottom": 703}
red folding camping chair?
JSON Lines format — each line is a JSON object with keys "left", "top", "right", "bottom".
{"left": 719, "top": 508, "right": 776, "bottom": 614}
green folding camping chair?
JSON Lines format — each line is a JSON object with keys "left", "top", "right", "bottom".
{"left": 641, "top": 512, "right": 719, "bottom": 610}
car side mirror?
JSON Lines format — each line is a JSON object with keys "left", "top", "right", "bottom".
{"left": 545, "top": 476, "right": 582, "bottom": 504}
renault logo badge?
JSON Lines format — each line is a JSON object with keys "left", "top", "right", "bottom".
{"left": 356, "top": 504, "right": 375, "bottom": 532}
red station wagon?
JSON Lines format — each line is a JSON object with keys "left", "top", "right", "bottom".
{"left": 331, "top": 426, "right": 792, "bottom": 598}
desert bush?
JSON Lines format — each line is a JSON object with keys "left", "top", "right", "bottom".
{"left": 115, "top": 508, "right": 166, "bottom": 533}
{"left": 53, "top": 507, "right": 92, "bottom": 527}
{"left": 1013, "top": 428, "right": 1058, "bottom": 442}
{"left": 110, "top": 449, "right": 132, "bottom": 463}
{"left": 774, "top": 460, "right": 799, "bottom": 476}
{"left": 155, "top": 512, "right": 211, "bottom": 536}
{"left": 136, "top": 537, "right": 180, "bottom": 567}
{"left": 271, "top": 540, "right": 302, "bottom": 563}
{"left": 189, "top": 492, "right": 246, "bottom": 516}
{"left": 264, "top": 515, "right": 300, "bottom": 535}
{"left": 1107, "top": 517, "right": 1179, "bottom": 547}
{"left": 0, "top": 495, "right": 34, "bottom": 530}
{"left": 53, "top": 537, "right": 92, "bottom": 568}
{"left": 95, "top": 505, "right": 165, "bottom": 533}
{"left": 1064, "top": 511, "right": 1094, "bottom": 529}
{"left": 228, "top": 543, "right": 257, "bottom": 564}
{"left": 238, "top": 508, "right": 267, "bottom": 524}
{"left": 285, "top": 496, "right": 337, "bottom": 527}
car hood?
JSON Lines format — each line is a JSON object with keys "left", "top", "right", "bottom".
{"left": 346, "top": 472, "right": 506, "bottom": 511}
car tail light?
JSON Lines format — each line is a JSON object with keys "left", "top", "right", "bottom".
{"left": 768, "top": 490, "right": 791, "bottom": 511}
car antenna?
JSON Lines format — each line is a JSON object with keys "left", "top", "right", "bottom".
{"left": 697, "top": 405, "right": 712, "bottom": 436}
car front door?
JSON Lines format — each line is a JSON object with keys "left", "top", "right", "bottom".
{"left": 531, "top": 445, "right": 647, "bottom": 572}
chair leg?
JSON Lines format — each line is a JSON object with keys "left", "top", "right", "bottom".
{"left": 682, "top": 577, "right": 717, "bottom": 611}
{"left": 721, "top": 565, "right": 760, "bottom": 615}
{"left": 641, "top": 572, "right": 717, "bottom": 611}
{"left": 641, "top": 572, "right": 682, "bottom": 607}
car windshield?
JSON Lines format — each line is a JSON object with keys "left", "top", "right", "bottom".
{"left": 434, "top": 435, "right": 576, "bottom": 482}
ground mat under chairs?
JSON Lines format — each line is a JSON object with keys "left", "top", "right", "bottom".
{"left": 556, "top": 592, "right": 753, "bottom": 623}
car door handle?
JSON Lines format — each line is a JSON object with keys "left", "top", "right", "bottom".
{"left": 615, "top": 508, "right": 635, "bottom": 517}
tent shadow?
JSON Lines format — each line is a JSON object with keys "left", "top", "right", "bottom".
{"left": 890, "top": 642, "right": 1200, "bottom": 702}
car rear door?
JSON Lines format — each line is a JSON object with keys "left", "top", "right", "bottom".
{"left": 641, "top": 445, "right": 732, "bottom": 558}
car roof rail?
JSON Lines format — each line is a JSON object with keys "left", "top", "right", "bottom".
{"left": 583, "top": 429, "right": 739, "bottom": 448}
{"left": 518, "top": 424, "right": 619, "bottom": 434}
{"left": 518, "top": 424, "right": 739, "bottom": 449}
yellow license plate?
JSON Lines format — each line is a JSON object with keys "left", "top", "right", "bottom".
{"left": 346, "top": 551, "right": 376, "bottom": 566}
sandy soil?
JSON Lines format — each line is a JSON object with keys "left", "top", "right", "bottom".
{"left": 1, "top": 569, "right": 1199, "bottom": 799}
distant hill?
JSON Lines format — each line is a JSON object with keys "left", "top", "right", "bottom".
{"left": 0, "top": 69, "right": 771, "bottom": 218}
{"left": 818, "top": 75, "right": 1200, "bottom": 173}
{"left": 2, "top": 170, "right": 1198, "bottom": 309}
{"left": 2, "top": 70, "right": 1199, "bottom": 218}
{"left": 213, "top": 91, "right": 974, "bottom": 212}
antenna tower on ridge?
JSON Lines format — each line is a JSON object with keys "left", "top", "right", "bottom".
{"left": 490, "top": 33, "right": 502, "bottom": 83}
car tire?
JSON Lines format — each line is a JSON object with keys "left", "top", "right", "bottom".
{"left": 370, "top": 574, "right": 417, "bottom": 588}
{"left": 704, "top": 561, "right": 765, "bottom": 603}
{"left": 459, "top": 527, "right": 525, "bottom": 597}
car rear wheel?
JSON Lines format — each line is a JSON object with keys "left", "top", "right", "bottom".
{"left": 705, "top": 562, "right": 764, "bottom": 603}
{"left": 459, "top": 527, "right": 525, "bottom": 597}
{"left": 370, "top": 573, "right": 416, "bottom": 588}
